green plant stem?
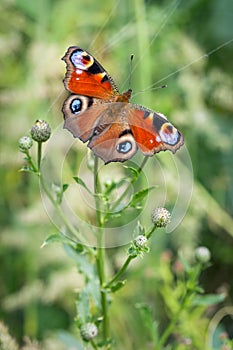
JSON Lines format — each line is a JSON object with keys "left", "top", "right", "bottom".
{"left": 146, "top": 224, "right": 157, "bottom": 239}
{"left": 154, "top": 291, "right": 192, "bottom": 350}
{"left": 37, "top": 141, "right": 42, "bottom": 171}
{"left": 98, "top": 245, "right": 109, "bottom": 342}
{"left": 105, "top": 255, "right": 135, "bottom": 289}
{"left": 105, "top": 224, "right": 157, "bottom": 289}
{"left": 94, "top": 157, "right": 110, "bottom": 344}
{"left": 94, "top": 156, "right": 102, "bottom": 226}
{"left": 25, "top": 150, "right": 38, "bottom": 173}
{"left": 137, "top": 156, "right": 149, "bottom": 174}
{"left": 90, "top": 339, "right": 99, "bottom": 350}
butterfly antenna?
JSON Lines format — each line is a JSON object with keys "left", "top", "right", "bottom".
{"left": 132, "top": 84, "right": 167, "bottom": 98}
{"left": 128, "top": 54, "right": 134, "bottom": 91}
{"left": 144, "top": 84, "right": 167, "bottom": 92}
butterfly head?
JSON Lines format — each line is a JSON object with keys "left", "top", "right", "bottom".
{"left": 115, "top": 89, "right": 132, "bottom": 103}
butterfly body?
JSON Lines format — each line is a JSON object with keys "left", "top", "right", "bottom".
{"left": 62, "top": 46, "right": 184, "bottom": 163}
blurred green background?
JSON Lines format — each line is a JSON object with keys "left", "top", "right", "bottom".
{"left": 1, "top": 0, "right": 233, "bottom": 348}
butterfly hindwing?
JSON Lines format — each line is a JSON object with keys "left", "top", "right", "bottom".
{"left": 87, "top": 103, "right": 137, "bottom": 163}
{"left": 88, "top": 104, "right": 184, "bottom": 163}
{"left": 63, "top": 98, "right": 138, "bottom": 163}
{"left": 62, "top": 95, "right": 110, "bottom": 142}
{"left": 128, "top": 107, "right": 184, "bottom": 155}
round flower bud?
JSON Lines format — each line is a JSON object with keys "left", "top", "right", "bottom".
{"left": 151, "top": 207, "right": 171, "bottom": 227}
{"left": 80, "top": 323, "right": 98, "bottom": 341}
{"left": 31, "top": 120, "right": 51, "bottom": 142}
{"left": 18, "top": 136, "right": 33, "bottom": 152}
{"left": 195, "top": 246, "right": 211, "bottom": 263}
{"left": 134, "top": 235, "right": 147, "bottom": 248}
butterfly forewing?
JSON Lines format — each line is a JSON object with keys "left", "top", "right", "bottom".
{"left": 62, "top": 46, "right": 119, "bottom": 99}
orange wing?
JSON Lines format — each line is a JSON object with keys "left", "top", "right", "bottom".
{"left": 128, "top": 106, "right": 184, "bottom": 155}
{"left": 62, "top": 46, "right": 119, "bottom": 100}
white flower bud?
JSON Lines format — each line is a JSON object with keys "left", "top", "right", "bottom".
{"left": 151, "top": 207, "right": 171, "bottom": 227}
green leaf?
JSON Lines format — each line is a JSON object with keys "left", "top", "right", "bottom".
{"left": 53, "top": 183, "right": 69, "bottom": 204}
{"left": 76, "top": 243, "right": 85, "bottom": 253}
{"left": 130, "top": 186, "right": 156, "bottom": 209}
{"left": 109, "top": 280, "right": 126, "bottom": 292}
{"left": 62, "top": 183, "right": 69, "bottom": 192}
{"left": 85, "top": 278, "right": 101, "bottom": 309}
{"left": 104, "top": 178, "right": 130, "bottom": 196}
{"left": 19, "top": 166, "right": 35, "bottom": 174}
{"left": 135, "top": 303, "right": 159, "bottom": 346}
{"left": 75, "top": 276, "right": 101, "bottom": 325}
{"left": 103, "top": 180, "right": 117, "bottom": 196}
{"left": 65, "top": 244, "right": 101, "bottom": 319}
{"left": 64, "top": 245, "right": 94, "bottom": 277}
{"left": 76, "top": 289, "right": 91, "bottom": 324}
{"left": 192, "top": 293, "right": 225, "bottom": 306}
{"left": 40, "top": 233, "right": 76, "bottom": 248}
{"left": 105, "top": 211, "right": 122, "bottom": 219}
{"left": 73, "top": 176, "right": 93, "bottom": 195}
{"left": 128, "top": 246, "right": 138, "bottom": 257}
{"left": 123, "top": 165, "right": 139, "bottom": 178}
{"left": 98, "top": 339, "right": 113, "bottom": 348}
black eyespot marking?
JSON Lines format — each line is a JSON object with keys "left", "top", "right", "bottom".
{"left": 166, "top": 124, "right": 173, "bottom": 132}
{"left": 84, "top": 54, "right": 91, "bottom": 62}
{"left": 70, "top": 98, "right": 82, "bottom": 114}
{"left": 116, "top": 141, "right": 132, "bottom": 154}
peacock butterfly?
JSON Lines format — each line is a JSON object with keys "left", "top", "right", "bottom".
{"left": 62, "top": 46, "right": 184, "bottom": 164}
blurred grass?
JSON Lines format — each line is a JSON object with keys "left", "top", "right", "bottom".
{"left": 0, "top": 0, "right": 233, "bottom": 348}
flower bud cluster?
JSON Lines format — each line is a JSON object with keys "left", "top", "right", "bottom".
{"left": 80, "top": 322, "right": 98, "bottom": 341}
{"left": 30, "top": 119, "right": 51, "bottom": 142}
{"left": 195, "top": 246, "right": 211, "bottom": 263}
{"left": 151, "top": 207, "right": 171, "bottom": 227}
{"left": 18, "top": 136, "right": 33, "bottom": 152}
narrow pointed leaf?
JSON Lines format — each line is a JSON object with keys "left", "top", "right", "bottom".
{"left": 73, "top": 176, "right": 93, "bottom": 195}
{"left": 41, "top": 233, "right": 76, "bottom": 248}
{"left": 130, "top": 186, "right": 156, "bottom": 208}
{"left": 62, "top": 183, "right": 69, "bottom": 192}
{"left": 192, "top": 293, "right": 225, "bottom": 306}
{"left": 64, "top": 245, "right": 94, "bottom": 277}
{"left": 123, "top": 165, "right": 139, "bottom": 178}
{"left": 110, "top": 280, "right": 126, "bottom": 292}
